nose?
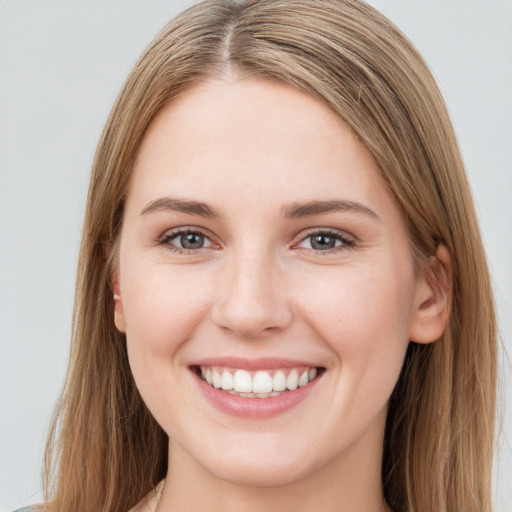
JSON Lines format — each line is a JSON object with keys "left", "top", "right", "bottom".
{"left": 211, "top": 250, "right": 293, "bottom": 339}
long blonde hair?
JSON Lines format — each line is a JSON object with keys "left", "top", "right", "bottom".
{"left": 43, "top": 1, "right": 497, "bottom": 511}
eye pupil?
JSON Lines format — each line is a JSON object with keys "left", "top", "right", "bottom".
{"left": 181, "top": 233, "right": 204, "bottom": 249}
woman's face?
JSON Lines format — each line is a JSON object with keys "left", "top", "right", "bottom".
{"left": 114, "top": 78, "right": 437, "bottom": 487}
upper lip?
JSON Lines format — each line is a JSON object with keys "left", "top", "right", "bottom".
{"left": 189, "top": 356, "right": 323, "bottom": 371}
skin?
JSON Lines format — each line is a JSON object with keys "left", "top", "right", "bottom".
{"left": 114, "top": 77, "right": 451, "bottom": 512}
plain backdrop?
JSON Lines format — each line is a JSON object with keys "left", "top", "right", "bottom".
{"left": 0, "top": 1, "right": 511, "bottom": 510}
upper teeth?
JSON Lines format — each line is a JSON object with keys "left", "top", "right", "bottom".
{"left": 200, "top": 366, "right": 318, "bottom": 395}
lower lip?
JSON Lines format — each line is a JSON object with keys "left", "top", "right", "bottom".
{"left": 193, "top": 370, "right": 322, "bottom": 419}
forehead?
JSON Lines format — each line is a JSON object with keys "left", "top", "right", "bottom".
{"left": 127, "top": 78, "right": 393, "bottom": 218}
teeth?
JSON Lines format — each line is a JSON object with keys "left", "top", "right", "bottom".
{"left": 233, "top": 370, "right": 252, "bottom": 393}
{"left": 252, "top": 371, "right": 273, "bottom": 394}
{"left": 221, "top": 370, "right": 234, "bottom": 390}
{"left": 212, "top": 370, "right": 222, "bottom": 388}
{"left": 231, "top": 391, "right": 254, "bottom": 398}
{"left": 199, "top": 365, "right": 319, "bottom": 396}
{"left": 273, "top": 370, "right": 287, "bottom": 392}
{"left": 286, "top": 369, "right": 298, "bottom": 390}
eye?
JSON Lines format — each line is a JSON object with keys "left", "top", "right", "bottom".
{"left": 296, "top": 230, "right": 354, "bottom": 252}
{"left": 159, "top": 228, "right": 215, "bottom": 252}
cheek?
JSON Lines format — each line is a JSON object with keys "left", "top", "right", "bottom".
{"left": 120, "top": 265, "right": 216, "bottom": 432}
{"left": 301, "top": 261, "right": 413, "bottom": 329}
{"left": 121, "top": 264, "right": 212, "bottom": 376}
{"left": 295, "top": 263, "right": 415, "bottom": 380}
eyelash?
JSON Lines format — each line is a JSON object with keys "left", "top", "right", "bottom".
{"left": 158, "top": 228, "right": 217, "bottom": 255}
{"left": 157, "top": 227, "right": 355, "bottom": 255}
{"left": 295, "top": 228, "right": 355, "bottom": 254}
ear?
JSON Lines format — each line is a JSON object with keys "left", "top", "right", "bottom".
{"left": 112, "top": 277, "right": 127, "bottom": 333}
{"left": 409, "top": 244, "right": 452, "bottom": 344}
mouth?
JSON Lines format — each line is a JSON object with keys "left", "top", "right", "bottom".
{"left": 191, "top": 365, "right": 324, "bottom": 398}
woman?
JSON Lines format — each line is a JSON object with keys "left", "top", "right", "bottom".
{"left": 21, "top": 0, "right": 497, "bottom": 511}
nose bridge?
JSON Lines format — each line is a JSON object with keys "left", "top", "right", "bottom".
{"left": 212, "top": 243, "right": 292, "bottom": 338}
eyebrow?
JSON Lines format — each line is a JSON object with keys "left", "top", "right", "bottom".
{"left": 140, "top": 196, "right": 379, "bottom": 221}
{"left": 281, "top": 199, "right": 379, "bottom": 220}
{"left": 140, "top": 197, "right": 223, "bottom": 218}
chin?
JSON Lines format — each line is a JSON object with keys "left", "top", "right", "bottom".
{"left": 207, "top": 458, "right": 312, "bottom": 488}
{"left": 187, "top": 436, "right": 324, "bottom": 488}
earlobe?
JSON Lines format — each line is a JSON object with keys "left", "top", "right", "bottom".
{"left": 112, "top": 278, "right": 127, "bottom": 333}
{"left": 409, "top": 244, "right": 452, "bottom": 344}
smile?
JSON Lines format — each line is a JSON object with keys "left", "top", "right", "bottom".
{"left": 190, "top": 360, "right": 325, "bottom": 418}
{"left": 195, "top": 366, "right": 320, "bottom": 398}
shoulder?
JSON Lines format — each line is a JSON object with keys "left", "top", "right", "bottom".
{"left": 12, "top": 508, "right": 36, "bottom": 512}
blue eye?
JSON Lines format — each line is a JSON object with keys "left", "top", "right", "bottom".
{"left": 158, "top": 228, "right": 353, "bottom": 254}
{"left": 297, "top": 231, "right": 354, "bottom": 251}
{"left": 176, "top": 232, "right": 207, "bottom": 249}
{"left": 159, "top": 229, "right": 214, "bottom": 252}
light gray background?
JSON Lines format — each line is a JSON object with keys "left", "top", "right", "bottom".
{"left": 0, "top": 1, "right": 511, "bottom": 510}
